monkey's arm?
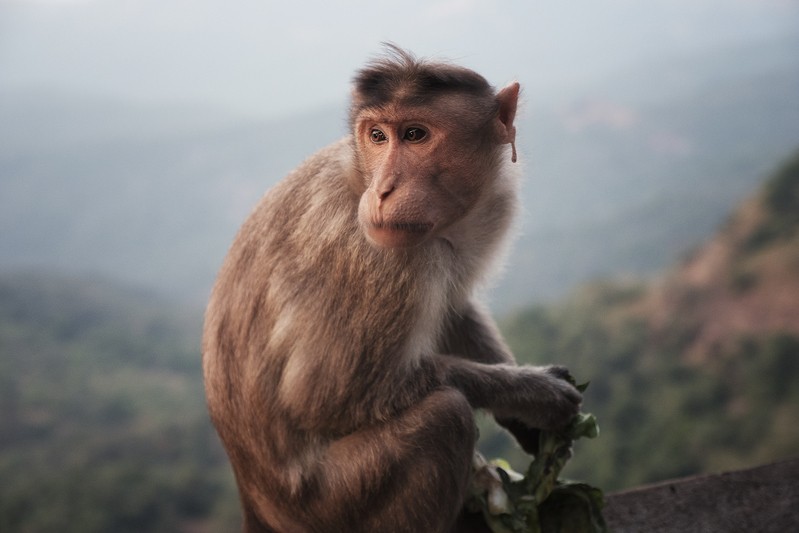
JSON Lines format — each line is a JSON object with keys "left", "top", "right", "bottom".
{"left": 434, "top": 355, "right": 581, "bottom": 433}
{"left": 438, "top": 303, "right": 576, "bottom": 453}
{"left": 439, "top": 302, "right": 514, "bottom": 365}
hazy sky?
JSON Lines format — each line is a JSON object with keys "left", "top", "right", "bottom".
{"left": 1, "top": 0, "right": 798, "bottom": 118}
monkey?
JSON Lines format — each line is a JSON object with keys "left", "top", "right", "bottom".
{"left": 202, "top": 46, "right": 581, "bottom": 533}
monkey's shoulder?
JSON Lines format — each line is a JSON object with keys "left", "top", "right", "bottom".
{"left": 241, "top": 137, "right": 359, "bottom": 234}
{"left": 275, "top": 136, "right": 358, "bottom": 202}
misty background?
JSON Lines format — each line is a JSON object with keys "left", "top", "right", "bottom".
{"left": 2, "top": 0, "right": 798, "bottom": 311}
{"left": 1, "top": 0, "right": 799, "bottom": 531}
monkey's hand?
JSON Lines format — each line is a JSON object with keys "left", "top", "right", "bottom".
{"left": 495, "top": 417, "right": 543, "bottom": 456}
{"left": 494, "top": 365, "right": 581, "bottom": 454}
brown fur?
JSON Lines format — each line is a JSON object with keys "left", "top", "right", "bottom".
{"left": 203, "top": 48, "right": 580, "bottom": 532}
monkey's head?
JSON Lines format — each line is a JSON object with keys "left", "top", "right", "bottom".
{"left": 350, "top": 46, "right": 519, "bottom": 249}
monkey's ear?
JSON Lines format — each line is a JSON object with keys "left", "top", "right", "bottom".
{"left": 496, "top": 82, "right": 520, "bottom": 163}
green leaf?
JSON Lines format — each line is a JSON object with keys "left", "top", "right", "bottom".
{"left": 466, "top": 379, "right": 608, "bottom": 532}
{"left": 570, "top": 412, "right": 600, "bottom": 440}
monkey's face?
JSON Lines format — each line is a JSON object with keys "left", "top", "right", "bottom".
{"left": 354, "top": 97, "right": 498, "bottom": 249}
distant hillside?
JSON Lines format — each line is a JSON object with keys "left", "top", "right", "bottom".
{"left": 644, "top": 149, "right": 799, "bottom": 360}
{"left": 1, "top": 36, "right": 797, "bottom": 310}
{"left": 495, "top": 150, "right": 799, "bottom": 491}
{"left": 0, "top": 273, "right": 239, "bottom": 532}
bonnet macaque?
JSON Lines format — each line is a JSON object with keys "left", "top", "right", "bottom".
{"left": 203, "top": 47, "right": 581, "bottom": 532}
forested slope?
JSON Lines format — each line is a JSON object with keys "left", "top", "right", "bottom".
{"left": 0, "top": 274, "right": 238, "bottom": 532}
{"left": 495, "top": 150, "right": 799, "bottom": 491}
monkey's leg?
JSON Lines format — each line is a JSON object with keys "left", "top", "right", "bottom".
{"left": 309, "top": 387, "right": 477, "bottom": 533}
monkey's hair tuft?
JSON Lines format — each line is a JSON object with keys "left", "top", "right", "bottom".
{"left": 350, "top": 43, "right": 495, "bottom": 122}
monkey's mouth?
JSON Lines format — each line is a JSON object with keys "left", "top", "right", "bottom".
{"left": 373, "top": 221, "right": 434, "bottom": 234}
{"left": 366, "top": 221, "right": 434, "bottom": 248}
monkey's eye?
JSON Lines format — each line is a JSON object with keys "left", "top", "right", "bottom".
{"left": 370, "top": 129, "right": 387, "bottom": 144}
{"left": 403, "top": 127, "right": 427, "bottom": 143}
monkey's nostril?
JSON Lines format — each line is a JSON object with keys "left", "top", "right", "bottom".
{"left": 378, "top": 185, "right": 395, "bottom": 202}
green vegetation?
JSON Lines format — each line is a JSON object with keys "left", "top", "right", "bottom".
{"left": 496, "top": 293, "right": 799, "bottom": 492}
{"left": 0, "top": 273, "right": 239, "bottom": 532}
{"left": 745, "top": 148, "right": 799, "bottom": 252}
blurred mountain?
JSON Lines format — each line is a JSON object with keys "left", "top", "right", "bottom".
{"left": 501, "top": 36, "right": 799, "bottom": 309}
{"left": 0, "top": 36, "right": 797, "bottom": 310}
{"left": 0, "top": 89, "right": 346, "bottom": 303}
{"left": 494, "top": 150, "right": 799, "bottom": 490}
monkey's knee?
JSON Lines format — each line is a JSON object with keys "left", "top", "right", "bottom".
{"left": 416, "top": 388, "right": 477, "bottom": 448}
{"left": 407, "top": 389, "right": 477, "bottom": 496}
